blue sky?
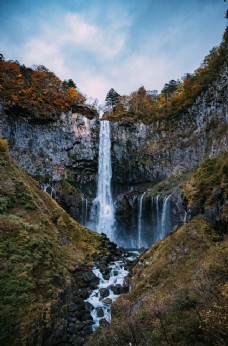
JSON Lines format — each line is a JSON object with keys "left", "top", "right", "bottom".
{"left": 0, "top": 0, "right": 227, "bottom": 103}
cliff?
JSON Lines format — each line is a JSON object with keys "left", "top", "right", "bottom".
{"left": 1, "top": 63, "right": 227, "bottom": 192}
{"left": 111, "top": 63, "right": 228, "bottom": 184}
{"left": 0, "top": 108, "right": 99, "bottom": 188}
{"left": 1, "top": 60, "right": 227, "bottom": 242}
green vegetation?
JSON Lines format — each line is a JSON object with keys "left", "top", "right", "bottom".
{"left": 183, "top": 154, "right": 228, "bottom": 208}
{"left": 87, "top": 216, "right": 228, "bottom": 346}
{"left": 103, "top": 28, "right": 228, "bottom": 124}
{"left": 147, "top": 172, "right": 191, "bottom": 198}
{"left": 0, "top": 139, "right": 102, "bottom": 346}
{"left": 0, "top": 58, "right": 96, "bottom": 120}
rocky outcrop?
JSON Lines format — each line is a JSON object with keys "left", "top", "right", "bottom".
{"left": 111, "top": 64, "right": 228, "bottom": 184}
{"left": 0, "top": 65, "right": 227, "bottom": 236}
{"left": 1, "top": 65, "right": 227, "bottom": 191}
{"left": 0, "top": 108, "right": 99, "bottom": 190}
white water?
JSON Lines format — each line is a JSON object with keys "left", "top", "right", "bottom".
{"left": 137, "top": 192, "right": 146, "bottom": 248}
{"left": 156, "top": 195, "right": 160, "bottom": 238}
{"left": 86, "top": 252, "right": 139, "bottom": 330}
{"left": 161, "top": 195, "right": 172, "bottom": 239}
{"left": 184, "top": 210, "right": 187, "bottom": 224}
{"left": 88, "top": 121, "right": 115, "bottom": 241}
{"left": 42, "top": 182, "right": 56, "bottom": 199}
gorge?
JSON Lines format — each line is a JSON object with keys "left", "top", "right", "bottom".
{"left": 0, "top": 29, "right": 228, "bottom": 346}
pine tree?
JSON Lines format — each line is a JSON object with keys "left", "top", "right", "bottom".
{"left": 105, "top": 88, "right": 120, "bottom": 112}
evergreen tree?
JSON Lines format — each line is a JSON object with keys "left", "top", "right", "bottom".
{"left": 105, "top": 88, "right": 120, "bottom": 111}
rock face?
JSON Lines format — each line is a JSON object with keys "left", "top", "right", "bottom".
{"left": 1, "top": 65, "right": 227, "bottom": 191}
{"left": 0, "top": 110, "right": 99, "bottom": 190}
{"left": 0, "top": 65, "right": 227, "bottom": 235}
{"left": 111, "top": 64, "right": 228, "bottom": 184}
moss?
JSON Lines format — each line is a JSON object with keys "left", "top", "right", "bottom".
{"left": 183, "top": 153, "right": 228, "bottom": 207}
{"left": 147, "top": 171, "right": 191, "bottom": 197}
{"left": 0, "top": 145, "right": 102, "bottom": 345}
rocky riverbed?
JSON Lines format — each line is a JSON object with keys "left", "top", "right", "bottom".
{"left": 43, "top": 235, "right": 139, "bottom": 346}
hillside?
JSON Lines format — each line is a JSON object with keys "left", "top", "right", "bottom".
{"left": 0, "top": 139, "right": 103, "bottom": 346}
{"left": 103, "top": 28, "right": 228, "bottom": 124}
{"left": 87, "top": 155, "right": 228, "bottom": 346}
{"left": 0, "top": 57, "right": 96, "bottom": 122}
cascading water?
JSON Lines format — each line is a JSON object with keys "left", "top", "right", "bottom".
{"left": 88, "top": 120, "right": 115, "bottom": 241}
{"left": 86, "top": 251, "right": 139, "bottom": 330}
{"left": 161, "top": 195, "right": 172, "bottom": 239}
{"left": 42, "top": 182, "right": 56, "bottom": 199}
{"left": 137, "top": 192, "right": 146, "bottom": 248}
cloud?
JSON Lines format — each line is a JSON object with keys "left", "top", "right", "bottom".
{"left": 0, "top": 0, "right": 225, "bottom": 104}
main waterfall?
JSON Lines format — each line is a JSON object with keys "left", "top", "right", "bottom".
{"left": 88, "top": 120, "right": 115, "bottom": 241}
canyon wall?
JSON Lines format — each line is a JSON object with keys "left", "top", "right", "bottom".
{"left": 111, "top": 64, "right": 228, "bottom": 185}
{"left": 0, "top": 64, "right": 227, "bottom": 236}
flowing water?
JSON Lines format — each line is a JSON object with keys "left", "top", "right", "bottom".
{"left": 86, "top": 251, "right": 139, "bottom": 330}
{"left": 87, "top": 120, "right": 115, "bottom": 241}
{"left": 161, "top": 194, "right": 172, "bottom": 239}
{"left": 137, "top": 192, "right": 146, "bottom": 248}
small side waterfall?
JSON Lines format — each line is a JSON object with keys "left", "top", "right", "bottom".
{"left": 88, "top": 121, "right": 115, "bottom": 241}
{"left": 137, "top": 192, "right": 146, "bottom": 248}
{"left": 42, "top": 182, "right": 56, "bottom": 199}
{"left": 150, "top": 194, "right": 172, "bottom": 241}
{"left": 161, "top": 195, "right": 172, "bottom": 239}
{"left": 156, "top": 195, "right": 161, "bottom": 238}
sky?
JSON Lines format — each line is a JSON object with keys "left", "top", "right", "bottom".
{"left": 0, "top": 0, "right": 227, "bottom": 103}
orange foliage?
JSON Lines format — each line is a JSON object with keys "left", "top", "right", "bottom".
{"left": 0, "top": 60, "right": 87, "bottom": 119}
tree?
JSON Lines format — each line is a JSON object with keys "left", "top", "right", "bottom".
{"left": 62, "top": 79, "right": 76, "bottom": 89}
{"left": 161, "top": 79, "right": 180, "bottom": 96}
{"left": 105, "top": 88, "right": 120, "bottom": 112}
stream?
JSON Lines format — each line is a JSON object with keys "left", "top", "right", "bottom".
{"left": 86, "top": 250, "right": 139, "bottom": 330}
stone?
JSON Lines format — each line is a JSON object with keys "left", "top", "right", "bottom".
{"left": 96, "top": 307, "right": 104, "bottom": 317}
{"left": 99, "top": 288, "right": 110, "bottom": 299}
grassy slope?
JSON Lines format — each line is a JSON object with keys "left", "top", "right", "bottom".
{"left": 183, "top": 154, "right": 228, "bottom": 208}
{"left": 0, "top": 139, "right": 102, "bottom": 345}
{"left": 87, "top": 156, "right": 228, "bottom": 346}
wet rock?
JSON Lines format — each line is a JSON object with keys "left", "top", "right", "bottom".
{"left": 99, "top": 288, "right": 109, "bottom": 299}
{"left": 97, "top": 308, "right": 104, "bottom": 318}
{"left": 103, "top": 298, "right": 112, "bottom": 305}
{"left": 99, "top": 318, "right": 109, "bottom": 327}
{"left": 110, "top": 284, "right": 129, "bottom": 295}
{"left": 85, "top": 302, "right": 94, "bottom": 312}
{"left": 79, "top": 288, "right": 90, "bottom": 299}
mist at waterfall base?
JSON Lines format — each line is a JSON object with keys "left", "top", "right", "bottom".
{"left": 114, "top": 193, "right": 175, "bottom": 248}
{"left": 84, "top": 120, "right": 178, "bottom": 249}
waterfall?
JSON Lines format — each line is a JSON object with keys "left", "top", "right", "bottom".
{"left": 156, "top": 195, "right": 160, "bottom": 239}
{"left": 137, "top": 192, "right": 146, "bottom": 248}
{"left": 184, "top": 210, "right": 187, "bottom": 224}
{"left": 42, "top": 182, "right": 56, "bottom": 199}
{"left": 161, "top": 195, "right": 172, "bottom": 239}
{"left": 89, "top": 120, "right": 115, "bottom": 241}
